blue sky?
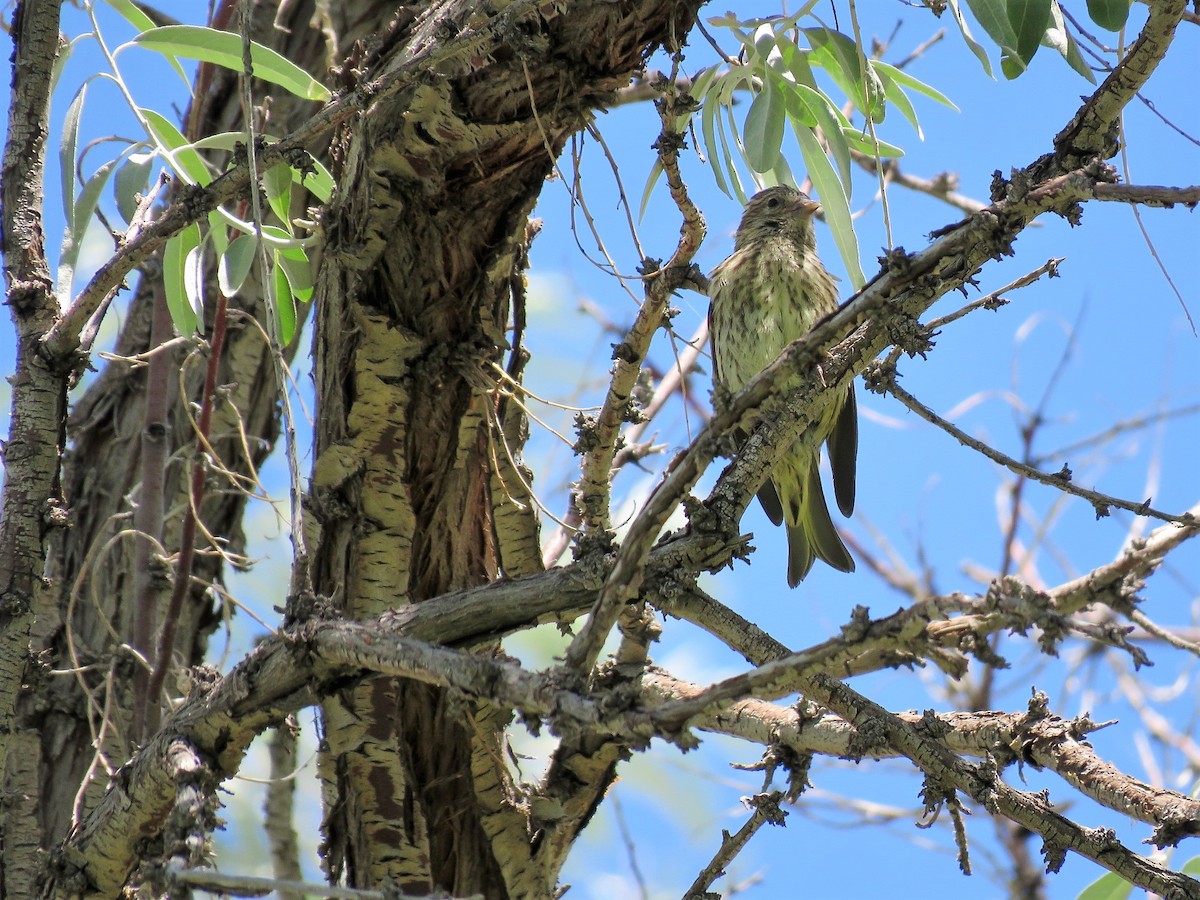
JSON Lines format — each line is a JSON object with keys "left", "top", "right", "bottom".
{"left": 3, "top": 2, "right": 1199, "bottom": 897}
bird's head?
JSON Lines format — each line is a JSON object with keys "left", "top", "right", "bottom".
{"left": 732, "top": 185, "right": 821, "bottom": 251}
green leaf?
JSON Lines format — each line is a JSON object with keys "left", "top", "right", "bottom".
{"left": 1076, "top": 870, "right": 1134, "bottom": 900}
{"left": 114, "top": 151, "right": 154, "bottom": 223}
{"left": 767, "top": 152, "right": 795, "bottom": 191}
{"left": 218, "top": 232, "right": 259, "bottom": 296}
{"left": 272, "top": 257, "right": 298, "bottom": 345}
{"left": 1183, "top": 856, "right": 1200, "bottom": 876}
{"left": 701, "top": 78, "right": 732, "bottom": 199}
{"left": 718, "top": 104, "right": 748, "bottom": 203}
{"left": 803, "top": 27, "right": 884, "bottom": 120}
{"left": 132, "top": 25, "right": 332, "bottom": 102}
{"left": 703, "top": 70, "right": 752, "bottom": 201}
{"left": 263, "top": 163, "right": 294, "bottom": 231}
{"left": 965, "top": 0, "right": 1019, "bottom": 51}
{"left": 1008, "top": 0, "right": 1052, "bottom": 70}
{"left": 52, "top": 34, "right": 88, "bottom": 96}
{"left": 839, "top": 127, "right": 904, "bottom": 158}
{"left": 1044, "top": 2, "right": 1097, "bottom": 83}
{"left": 752, "top": 21, "right": 777, "bottom": 61}
{"left": 793, "top": 125, "right": 864, "bottom": 288}
{"left": 1086, "top": 0, "right": 1130, "bottom": 31}
{"left": 948, "top": 0, "right": 994, "bottom": 77}
{"left": 102, "top": 0, "right": 190, "bottom": 86}
{"left": 774, "top": 42, "right": 854, "bottom": 190}
{"left": 637, "top": 158, "right": 664, "bottom": 222}
{"left": 59, "top": 157, "right": 118, "bottom": 300}
{"left": 163, "top": 223, "right": 203, "bottom": 335}
{"left": 140, "top": 107, "right": 211, "bottom": 185}
{"left": 965, "top": 0, "right": 1029, "bottom": 77}
{"left": 102, "top": 0, "right": 155, "bottom": 31}
{"left": 208, "top": 210, "right": 229, "bottom": 258}
{"left": 791, "top": 83, "right": 854, "bottom": 190}
{"left": 876, "top": 69, "right": 922, "bottom": 139}
{"left": 675, "top": 65, "right": 720, "bottom": 133}
{"left": 59, "top": 83, "right": 87, "bottom": 230}
{"left": 743, "top": 77, "right": 785, "bottom": 173}
{"left": 275, "top": 245, "right": 313, "bottom": 303}
{"left": 873, "top": 62, "right": 959, "bottom": 111}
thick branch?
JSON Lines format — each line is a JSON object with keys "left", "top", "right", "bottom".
{"left": 1038, "top": 0, "right": 1188, "bottom": 177}
{"left": 806, "top": 675, "right": 1200, "bottom": 896}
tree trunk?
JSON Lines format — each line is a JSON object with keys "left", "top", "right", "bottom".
{"left": 308, "top": 3, "right": 697, "bottom": 892}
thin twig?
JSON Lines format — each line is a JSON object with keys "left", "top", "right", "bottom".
{"left": 881, "top": 374, "right": 1194, "bottom": 525}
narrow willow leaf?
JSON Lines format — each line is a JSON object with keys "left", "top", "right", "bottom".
{"left": 791, "top": 82, "right": 854, "bottom": 191}
{"left": 794, "top": 126, "right": 864, "bottom": 288}
{"left": 637, "top": 158, "right": 665, "bottom": 222}
{"left": 189, "top": 131, "right": 247, "bottom": 152}
{"left": 1087, "top": 0, "right": 1130, "bottom": 32}
{"left": 208, "top": 210, "right": 229, "bottom": 258}
{"left": 114, "top": 151, "right": 153, "bottom": 223}
{"left": 263, "top": 163, "right": 294, "bottom": 232}
{"left": 102, "top": 0, "right": 190, "bottom": 86}
{"left": 272, "top": 258, "right": 298, "bottom": 345}
{"left": 1000, "top": 55, "right": 1026, "bottom": 79}
{"left": 877, "top": 70, "right": 922, "bottom": 139}
{"left": 102, "top": 0, "right": 155, "bottom": 31}
{"left": 140, "top": 107, "right": 211, "bottom": 185}
{"left": 676, "top": 65, "right": 720, "bottom": 132}
{"left": 52, "top": 33, "right": 87, "bottom": 95}
{"left": 802, "top": 27, "right": 884, "bottom": 120}
{"left": 218, "top": 232, "right": 259, "bottom": 296}
{"left": 60, "top": 83, "right": 87, "bottom": 228}
{"left": 183, "top": 243, "right": 205, "bottom": 329}
{"left": 948, "top": 0, "right": 994, "bottom": 77}
{"left": 768, "top": 153, "right": 795, "bottom": 191}
{"left": 873, "top": 62, "right": 959, "bottom": 110}
{"left": 133, "top": 25, "right": 332, "bottom": 102}
{"left": 718, "top": 104, "right": 748, "bottom": 204}
{"left": 701, "top": 78, "right": 732, "bottom": 199}
{"left": 839, "top": 128, "right": 904, "bottom": 158}
{"left": 163, "top": 224, "right": 202, "bottom": 335}
{"left": 743, "top": 76, "right": 785, "bottom": 173}
{"left": 59, "top": 157, "right": 118, "bottom": 299}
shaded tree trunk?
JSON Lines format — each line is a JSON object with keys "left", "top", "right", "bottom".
{"left": 307, "top": 3, "right": 698, "bottom": 892}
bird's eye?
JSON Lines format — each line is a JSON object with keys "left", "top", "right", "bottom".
{"left": 766, "top": 197, "right": 780, "bottom": 208}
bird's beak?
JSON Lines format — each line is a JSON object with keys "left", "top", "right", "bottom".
{"left": 794, "top": 197, "right": 821, "bottom": 217}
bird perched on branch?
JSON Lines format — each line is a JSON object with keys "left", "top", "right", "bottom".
{"left": 708, "top": 184, "right": 857, "bottom": 586}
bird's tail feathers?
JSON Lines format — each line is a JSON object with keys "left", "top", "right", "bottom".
{"left": 785, "top": 465, "right": 855, "bottom": 587}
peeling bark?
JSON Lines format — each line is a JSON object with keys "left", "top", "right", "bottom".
{"left": 307, "top": 1, "right": 699, "bottom": 892}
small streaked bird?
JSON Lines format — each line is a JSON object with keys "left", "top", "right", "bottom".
{"left": 708, "top": 184, "right": 857, "bottom": 586}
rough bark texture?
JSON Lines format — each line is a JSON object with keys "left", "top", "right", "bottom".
{"left": 306, "top": 2, "right": 698, "bottom": 892}
{"left": 3, "top": 0, "right": 698, "bottom": 896}
{"left": 1, "top": 4, "right": 68, "bottom": 897}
